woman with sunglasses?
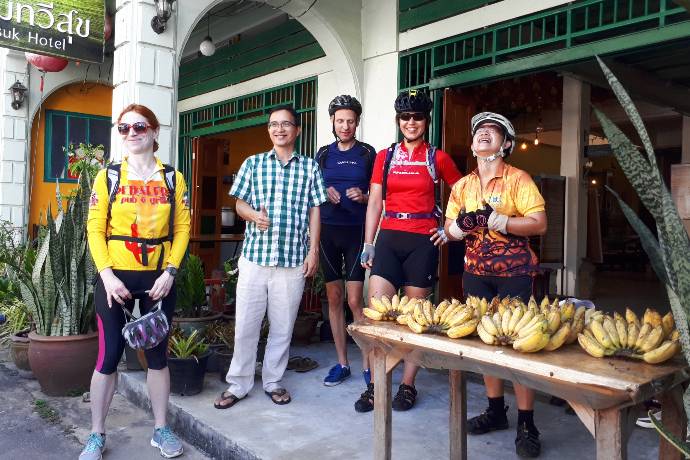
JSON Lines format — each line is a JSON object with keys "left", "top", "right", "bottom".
{"left": 82, "top": 104, "right": 191, "bottom": 460}
{"left": 357, "top": 90, "right": 461, "bottom": 413}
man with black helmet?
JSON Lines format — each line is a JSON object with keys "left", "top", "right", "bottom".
{"left": 358, "top": 90, "right": 461, "bottom": 413}
{"left": 316, "top": 95, "right": 376, "bottom": 387}
{"left": 442, "top": 112, "right": 547, "bottom": 458}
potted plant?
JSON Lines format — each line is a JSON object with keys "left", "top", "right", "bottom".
{"left": 7, "top": 172, "right": 99, "bottom": 396}
{"left": 222, "top": 255, "right": 240, "bottom": 316}
{"left": 292, "top": 269, "right": 324, "bottom": 344}
{"left": 0, "top": 298, "right": 31, "bottom": 371}
{"left": 174, "top": 254, "right": 221, "bottom": 335}
{"left": 205, "top": 321, "right": 235, "bottom": 382}
{"left": 167, "top": 327, "right": 211, "bottom": 396}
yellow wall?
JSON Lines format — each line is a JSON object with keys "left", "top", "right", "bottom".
{"left": 28, "top": 83, "right": 112, "bottom": 234}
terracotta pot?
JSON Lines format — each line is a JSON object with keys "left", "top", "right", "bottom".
{"left": 28, "top": 331, "right": 98, "bottom": 396}
{"left": 9, "top": 330, "right": 31, "bottom": 371}
{"left": 291, "top": 312, "right": 320, "bottom": 344}
{"left": 173, "top": 312, "right": 222, "bottom": 337}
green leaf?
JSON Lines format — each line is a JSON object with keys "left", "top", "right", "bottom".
{"left": 648, "top": 406, "right": 690, "bottom": 457}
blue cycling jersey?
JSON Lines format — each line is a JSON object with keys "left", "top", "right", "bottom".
{"left": 319, "top": 142, "right": 370, "bottom": 226}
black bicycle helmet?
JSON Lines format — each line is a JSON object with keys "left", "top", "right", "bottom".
{"left": 328, "top": 95, "right": 362, "bottom": 117}
{"left": 394, "top": 89, "right": 433, "bottom": 114}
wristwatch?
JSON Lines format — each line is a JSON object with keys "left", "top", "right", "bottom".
{"left": 165, "top": 266, "right": 178, "bottom": 277}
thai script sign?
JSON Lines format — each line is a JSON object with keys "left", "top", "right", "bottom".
{"left": 0, "top": 1, "right": 105, "bottom": 63}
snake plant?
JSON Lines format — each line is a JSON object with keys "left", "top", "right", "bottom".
{"left": 594, "top": 56, "right": 690, "bottom": 456}
{"left": 17, "top": 172, "right": 95, "bottom": 336}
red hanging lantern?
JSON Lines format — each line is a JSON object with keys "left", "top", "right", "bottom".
{"left": 25, "top": 53, "right": 69, "bottom": 72}
{"left": 104, "top": 14, "right": 113, "bottom": 41}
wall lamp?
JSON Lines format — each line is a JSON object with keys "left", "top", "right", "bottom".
{"left": 151, "top": 0, "right": 175, "bottom": 34}
{"left": 9, "top": 80, "right": 27, "bottom": 110}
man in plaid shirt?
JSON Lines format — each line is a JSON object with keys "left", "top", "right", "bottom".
{"left": 215, "top": 105, "right": 327, "bottom": 409}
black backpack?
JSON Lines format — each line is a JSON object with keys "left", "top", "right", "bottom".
{"left": 104, "top": 163, "right": 177, "bottom": 269}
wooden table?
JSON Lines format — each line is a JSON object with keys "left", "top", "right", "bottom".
{"left": 348, "top": 321, "right": 689, "bottom": 460}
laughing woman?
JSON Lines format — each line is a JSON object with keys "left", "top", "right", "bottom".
{"left": 81, "top": 104, "right": 191, "bottom": 460}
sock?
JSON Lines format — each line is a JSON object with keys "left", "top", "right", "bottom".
{"left": 517, "top": 409, "right": 535, "bottom": 428}
{"left": 488, "top": 396, "right": 505, "bottom": 416}
{"left": 363, "top": 369, "right": 371, "bottom": 386}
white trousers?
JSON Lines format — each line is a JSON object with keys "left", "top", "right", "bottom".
{"left": 225, "top": 256, "right": 305, "bottom": 397}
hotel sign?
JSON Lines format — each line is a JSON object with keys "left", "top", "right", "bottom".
{"left": 0, "top": 1, "right": 105, "bottom": 63}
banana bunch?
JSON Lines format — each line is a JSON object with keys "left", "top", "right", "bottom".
{"left": 363, "top": 295, "right": 420, "bottom": 321}
{"left": 403, "top": 298, "right": 479, "bottom": 339}
{"left": 476, "top": 303, "right": 551, "bottom": 353}
{"left": 465, "top": 295, "right": 490, "bottom": 320}
{"left": 577, "top": 307, "right": 680, "bottom": 364}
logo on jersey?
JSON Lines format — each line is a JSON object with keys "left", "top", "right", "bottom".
{"left": 89, "top": 191, "right": 99, "bottom": 208}
{"left": 182, "top": 193, "right": 190, "bottom": 209}
{"left": 487, "top": 195, "right": 501, "bottom": 206}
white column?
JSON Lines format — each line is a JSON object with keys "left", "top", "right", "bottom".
{"left": 0, "top": 49, "right": 30, "bottom": 230}
{"left": 559, "top": 76, "right": 590, "bottom": 296}
{"left": 682, "top": 116, "right": 690, "bottom": 164}
{"left": 361, "top": 0, "right": 399, "bottom": 149}
{"left": 112, "top": 0, "right": 177, "bottom": 164}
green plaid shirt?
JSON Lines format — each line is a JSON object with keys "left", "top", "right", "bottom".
{"left": 230, "top": 150, "right": 327, "bottom": 267}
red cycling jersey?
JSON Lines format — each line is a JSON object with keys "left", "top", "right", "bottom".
{"left": 371, "top": 142, "right": 461, "bottom": 235}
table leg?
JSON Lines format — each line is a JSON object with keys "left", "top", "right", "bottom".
{"left": 449, "top": 370, "right": 467, "bottom": 460}
{"left": 594, "top": 407, "right": 625, "bottom": 460}
{"left": 373, "top": 347, "right": 392, "bottom": 460}
{"left": 659, "top": 385, "right": 687, "bottom": 460}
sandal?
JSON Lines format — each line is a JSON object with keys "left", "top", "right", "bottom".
{"left": 214, "top": 390, "right": 242, "bottom": 410}
{"left": 392, "top": 383, "right": 417, "bottom": 411}
{"left": 287, "top": 356, "right": 303, "bottom": 370}
{"left": 294, "top": 357, "right": 319, "bottom": 373}
{"left": 265, "top": 388, "right": 292, "bottom": 405}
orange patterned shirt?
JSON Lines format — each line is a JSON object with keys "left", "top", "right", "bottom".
{"left": 445, "top": 163, "right": 545, "bottom": 277}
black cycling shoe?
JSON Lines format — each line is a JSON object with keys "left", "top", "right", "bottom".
{"left": 354, "top": 383, "right": 374, "bottom": 413}
{"left": 515, "top": 422, "right": 541, "bottom": 458}
{"left": 392, "top": 383, "right": 417, "bottom": 411}
{"left": 467, "top": 406, "right": 509, "bottom": 434}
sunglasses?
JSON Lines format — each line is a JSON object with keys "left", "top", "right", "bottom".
{"left": 117, "top": 122, "right": 152, "bottom": 135}
{"left": 399, "top": 113, "right": 426, "bottom": 121}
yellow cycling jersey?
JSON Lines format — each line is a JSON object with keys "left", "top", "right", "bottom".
{"left": 87, "top": 156, "right": 191, "bottom": 273}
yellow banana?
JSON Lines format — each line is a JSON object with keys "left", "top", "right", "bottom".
{"left": 513, "top": 330, "right": 549, "bottom": 353}
{"left": 517, "top": 318, "right": 548, "bottom": 339}
{"left": 625, "top": 307, "right": 639, "bottom": 326}
{"left": 480, "top": 315, "right": 499, "bottom": 337}
{"left": 391, "top": 294, "right": 400, "bottom": 310}
{"left": 507, "top": 307, "right": 524, "bottom": 335}
{"left": 643, "top": 308, "right": 662, "bottom": 328}
{"left": 413, "top": 302, "right": 428, "bottom": 327}
{"left": 489, "top": 296, "right": 501, "bottom": 314}
{"left": 446, "top": 318, "right": 479, "bottom": 338}
{"left": 544, "top": 323, "right": 571, "bottom": 351}
{"left": 642, "top": 340, "right": 680, "bottom": 364}
{"left": 614, "top": 315, "right": 628, "bottom": 349}
{"left": 546, "top": 310, "right": 561, "bottom": 334}
{"left": 626, "top": 321, "right": 640, "bottom": 350}
{"left": 370, "top": 297, "right": 388, "bottom": 314}
{"left": 590, "top": 320, "right": 613, "bottom": 349}
{"left": 501, "top": 309, "right": 513, "bottom": 336}
{"left": 528, "top": 295, "right": 538, "bottom": 311}
{"left": 602, "top": 316, "right": 621, "bottom": 349}
{"left": 440, "top": 305, "right": 462, "bottom": 326}
{"left": 635, "top": 323, "right": 652, "bottom": 351}
{"left": 573, "top": 305, "right": 587, "bottom": 323}
{"left": 407, "top": 318, "right": 428, "bottom": 334}
{"left": 398, "top": 295, "right": 410, "bottom": 311}
{"left": 516, "top": 313, "right": 543, "bottom": 337}
{"left": 492, "top": 312, "right": 504, "bottom": 336}
{"left": 662, "top": 312, "right": 675, "bottom": 339}
{"left": 381, "top": 295, "right": 392, "bottom": 311}
{"left": 639, "top": 325, "right": 665, "bottom": 353}
{"left": 422, "top": 300, "right": 435, "bottom": 325}
{"left": 578, "top": 333, "right": 607, "bottom": 358}
{"left": 560, "top": 302, "right": 575, "bottom": 322}
{"left": 363, "top": 308, "right": 384, "bottom": 321}
{"left": 565, "top": 316, "right": 583, "bottom": 344}
{"left": 512, "top": 308, "right": 535, "bottom": 335}
{"left": 497, "top": 302, "right": 507, "bottom": 318}
{"left": 479, "top": 298, "right": 489, "bottom": 316}
{"left": 404, "top": 299, "right": 419, "bottom": 315}
{"left": 671, "top": 330, "right": 680, "bottom": 341}
{"left": 434, "top": 300, "right": 450, "bottom": 324}
{"left": 396, "top": 314, "right": 410, "bottom": 326}
{"left": 539, "top": 295, "right": 550, "bottom": 312}
{"left": 446, "top": 307, "right": 474, "bottom": 328}
{"left": 476, "top": 323, "right": 498, "bottom": 345}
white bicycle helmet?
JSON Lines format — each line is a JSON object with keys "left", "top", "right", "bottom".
{"left": 471, "top": 112, "right": 516, "bottom": 158}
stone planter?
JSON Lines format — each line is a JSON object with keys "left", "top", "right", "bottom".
{"left": 28, "top": 331, "right": 98, "bottom": 396}
{"left": 9, "top": 329, "right": 31, "bottom": 371}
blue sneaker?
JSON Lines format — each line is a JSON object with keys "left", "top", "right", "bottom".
{"left": 323, "top": 364, "right": 351, "bottom": 386}
{"left": 79, "top": 433, "right": 106, "bottom": 460}
{"left": 363, "top": 368, "right": 371, "bottom": 386}
{"left": 151, "top": 426, "right": 183, "bottom": 458}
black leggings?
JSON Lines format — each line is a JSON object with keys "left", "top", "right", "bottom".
{"left": 462, "top": 272, "right": 533, "bottom": 303}
{"left": 94, "top": 270, "right": 175, "bottom": 374}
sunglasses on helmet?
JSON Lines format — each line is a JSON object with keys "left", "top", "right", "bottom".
{"left": 399, "top": 113, "right": 426, "bottom": 121}
{"left": 117, "top": 122, "right": 152, "bottom": 135}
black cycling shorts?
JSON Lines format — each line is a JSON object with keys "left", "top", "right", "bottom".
{"left": 371, "top": 229, "right": 438, "bottom": 290}
{"left": 462, "top": 272, "right": 533, "bottom": 303}
{"left": 319, "top": 223, "right": 365, "bottom": 283}
{"left": 94, "top": 270, "right": 176, "bottom": 375}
